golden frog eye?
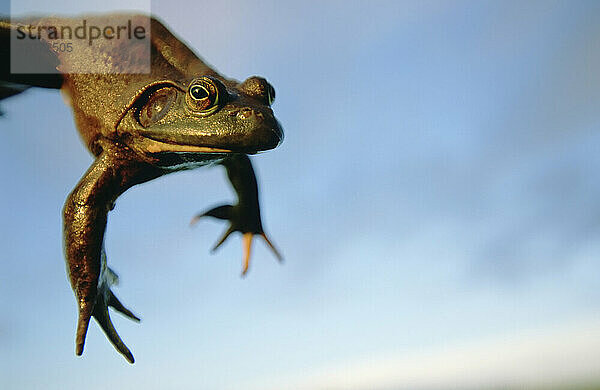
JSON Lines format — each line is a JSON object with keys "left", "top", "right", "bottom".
{"left": 186, "top": 77, "right": 220, "bottom": 115}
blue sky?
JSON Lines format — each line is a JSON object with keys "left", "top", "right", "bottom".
{"left": 1, "top": 1, "right": 600, "bottom": 389}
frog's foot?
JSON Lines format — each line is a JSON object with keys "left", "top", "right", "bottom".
{"left": 190, "top": 204, "right": 282, "bottom": 276}
{"left": 75, "top": 269, "right": 140, "bottom": 364}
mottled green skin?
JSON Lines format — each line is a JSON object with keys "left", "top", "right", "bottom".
{"left": 1, "top": 14, "right": 283, "bottom": 363}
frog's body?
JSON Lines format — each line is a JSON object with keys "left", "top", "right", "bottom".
{"left": 0, "top": 14, "right": 283, "bottom": 363}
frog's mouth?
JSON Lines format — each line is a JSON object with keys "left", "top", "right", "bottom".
{"left": 137, "top": 122, "right": 283, "bottom": 155}
{"left": 141, "top": 136, "right": 234, "bottom": 154}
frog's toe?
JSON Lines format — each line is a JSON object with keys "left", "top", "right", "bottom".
{"left": 75, "top": 288, "right": 139, "bottom": 364}
{"left": 190, "top": 204, "right": 282, "bottom": 276}
{"left": 108, "top": 290, "right": 141, "bottom": 322}
{"left": 92, "top": 289, "right": 139, "bottom": 364}
{"left": 75, "top": 308, "right": 93, "bottom": 357}
{"left": 239, "top": 231, "right": 283, "bottom": 275}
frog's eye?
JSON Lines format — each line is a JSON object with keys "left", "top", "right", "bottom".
{"left": 136, "top": 87, "right": 177, "bottom": 128}
{"left": 186, "top": 77, "right": 221, "bottom": 115}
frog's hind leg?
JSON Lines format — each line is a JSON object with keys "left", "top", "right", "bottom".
{"left": 65, "top": 151, "right": 142, "bottom": 364}
{"left": 67, "top": 224, "right": 140, "bottom": 364}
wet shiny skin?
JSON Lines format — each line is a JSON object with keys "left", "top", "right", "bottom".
{"left": 0, "top": 14, "right": 283, "bottom": 363}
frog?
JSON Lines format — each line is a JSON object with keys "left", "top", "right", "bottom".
{"left": 0, "top": 14, "right": 283, "bottom": 363}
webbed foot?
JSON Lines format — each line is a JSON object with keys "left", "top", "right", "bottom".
{"left": 191, "top": 204, "right": 282, "bottom": 276}
{"left": 75, "top": 267, "right": 140, "bottom": 364}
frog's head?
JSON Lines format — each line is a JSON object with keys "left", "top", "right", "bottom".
{"left": 115, "top": 75, "right": 283, "bottom": 159}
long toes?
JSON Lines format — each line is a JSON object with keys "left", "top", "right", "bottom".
{"left": 241, "top": 232, "right": 254, "bottom": 276}
{"left": 108, "top": 291, "right": 141, "bottom": 322}
{"left": 190, "top": 204, "right": 233, "bottom": 226}
{"left": 260, "top": 233, "right": 283, "bottom": 262}
{"left": 211, "top": 226, "right": 235, "bottom": 252}
{"left": 75, "top": 307, "right": 93, "bottom": 356}
{"left": 240, "top": 232, "right": 282, "bottom": 276}
{"left": 190, "top": 204, "right": 282, "bottom": 276}
{"left": 93, "top": 294, "right": 135, "bottom": 364}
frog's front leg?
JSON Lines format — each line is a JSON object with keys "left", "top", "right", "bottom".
{"left": 191, "top": 154, "right": 282, "bottom": 276}
{"left": 64, "top": 151, "right": 153, "bottom": 363}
